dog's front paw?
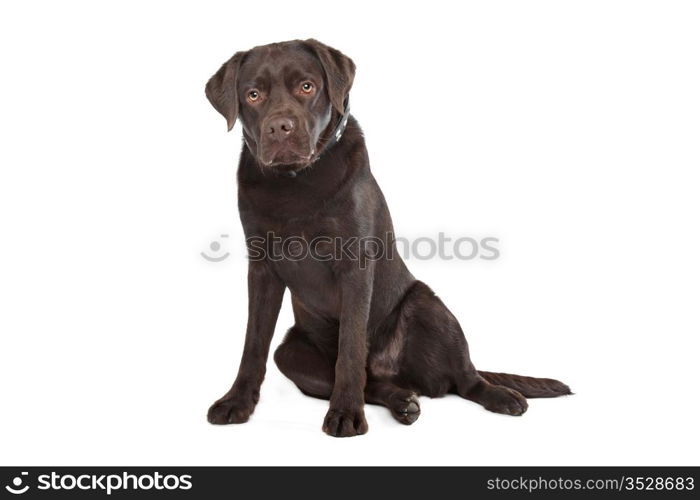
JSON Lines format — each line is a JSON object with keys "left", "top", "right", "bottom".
{"left": 322, "top": 407, "right": 368, "bottom": 437}
{"left": 207, "top": 394, "right": 257, "bottom": 425}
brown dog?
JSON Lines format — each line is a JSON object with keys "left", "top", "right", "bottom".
{"left": 205, "top": 39, "right": 570, "bottom": 437}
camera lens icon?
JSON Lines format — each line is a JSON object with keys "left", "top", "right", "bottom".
{"left": 5, "top": 472, "right": 29, "bottom": 494}
{"left": 201, "top": 234, "right": 230, "bottom": 262}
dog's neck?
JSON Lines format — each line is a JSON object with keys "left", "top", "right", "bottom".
{"left": 311, "top": 97, "right": 351, "bottom": 164}
{"left": 237, "top": 115, "right": 367, "bottom": 215}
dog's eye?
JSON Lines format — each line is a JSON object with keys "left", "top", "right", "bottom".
{"left": 247, "top": 90, "right": 260, "bottom": 102}
{"left": 300, "top": 82, "right": 314, "bottom": 94}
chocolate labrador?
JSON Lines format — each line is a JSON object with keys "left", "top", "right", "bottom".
{"left": 205, "top": 39, "right": 570, "bottom": 437}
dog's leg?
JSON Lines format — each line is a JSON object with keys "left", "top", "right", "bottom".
{"left": 275, "top": 326, "right": 420, "bottom": 425}
{"left": 365, "top": 380, "right": 421, "bottom": 425}
{"left": 387, "top": 280, "right": 528, "bottom": 416}
{"left": 207, "top": 260, "right": 285, "bottom": 425}
{"left": 319, "top": 264, "right": 374, "bottom": 437}
{"left": 454, "top": 372, "right": 529, "bottom": 416}
{"left": 274, "top": 326, "right": 335, "bottom": 399}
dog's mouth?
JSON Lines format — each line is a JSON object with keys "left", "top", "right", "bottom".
{"left": 259, "top": 142, "right": 317, "bottom": 170}
{"left": 263, "top": 149, "right": 314, "bottom": 167}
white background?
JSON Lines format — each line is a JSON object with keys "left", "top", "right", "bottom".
{"left": 1, "top": 0, "right": 698, "bottom": 466}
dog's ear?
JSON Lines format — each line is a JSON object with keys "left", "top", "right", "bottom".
{"left": 205, "top": 51, "right": 246, "bottom": 131}
{"left": 304, "top": 39, "right": 355, "bottom": 114}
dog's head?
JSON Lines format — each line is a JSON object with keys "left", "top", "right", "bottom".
{"left": 206, "top": 39, "right": 355, "bottom": 173}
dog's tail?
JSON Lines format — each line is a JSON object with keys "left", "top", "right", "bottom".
{"left": 477, "top": 371, "right": 572, "bottom": 398}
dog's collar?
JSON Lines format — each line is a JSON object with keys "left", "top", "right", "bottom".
{"left": 316, "top": 97, "right": 350, "bottom": 159}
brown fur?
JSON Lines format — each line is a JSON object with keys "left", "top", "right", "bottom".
{"left": 205, "top": 40, "right": 571, "bottom": 437}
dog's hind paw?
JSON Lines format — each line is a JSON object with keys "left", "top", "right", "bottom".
{"left": 482, "top": 385, "right": 528, "bottom": 416}
{"left": 389, "top": 391, "right": 421, "bottom": 425}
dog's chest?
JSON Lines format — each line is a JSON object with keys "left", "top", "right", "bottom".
{"left": 268, "top": 214, "right": 345, "bottom": 318}
{"left": 257, "top": 212, "right": 344, "bottom": 268}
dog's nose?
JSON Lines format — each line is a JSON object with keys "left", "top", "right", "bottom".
{"left": 267, "top": 117, "right": 295, "bottom": 141}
